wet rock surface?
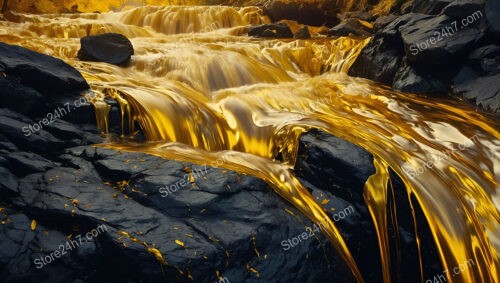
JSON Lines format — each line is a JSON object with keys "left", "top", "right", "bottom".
{"left": 78, "top": 33, "right": 134, "bottom": 66}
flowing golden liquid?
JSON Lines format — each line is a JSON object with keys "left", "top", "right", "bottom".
{"left": 1, "top": 5, "right": 498, "bottom": 282}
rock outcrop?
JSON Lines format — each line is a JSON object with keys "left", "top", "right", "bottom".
{"left": 349, "top": 0, "right": 500, "bottom": 113}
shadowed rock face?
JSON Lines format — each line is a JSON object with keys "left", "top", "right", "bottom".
{"left": 78, "top": 33, "right": 134, "bottom": 66}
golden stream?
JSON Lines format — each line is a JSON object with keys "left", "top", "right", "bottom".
{"left": 1, "top": 4, "right": 498, "bottom": 282}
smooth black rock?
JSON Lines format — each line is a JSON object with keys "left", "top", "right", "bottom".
{"left": 294, "top": 26, "right": 311, "bottom": 39}
{"left": 247, "top": 23, "right": 293, "bottom": 38}
{"left": 0, "top": 42, "right": 89, "bottom": 95}
{"left": 78, "top": 33, "right": 134, "bottom": 66}
{"left": 328, "top": 18, "right": 372, "bottom": 37}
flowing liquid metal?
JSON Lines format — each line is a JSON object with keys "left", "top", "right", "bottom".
{"left": 1, "top": 5, "right": 499, "bottom": 282}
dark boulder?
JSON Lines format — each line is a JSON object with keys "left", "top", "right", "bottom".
{"left": 78, "top": 33, "right": 134, "bottom": 66}
{"left": 0, "top": 42, "right": 89, "bottom": 95}
{"left": 294, "top": 26, "right": 311, "bottom": 39}
{"left": 247, "top": 22, "right": 293, "bottom": 38}
{"left": 328, "top": 18, "right": 372, "bottom": 37}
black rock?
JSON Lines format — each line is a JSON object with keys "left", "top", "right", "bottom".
{"left": 412, "top": 0, "right": 454, "bottom": 14}
{"left": 295, "top": 129, "right": 376, "bottom": 203}
{"left": 486, "top": 0, "right": 500, "bottom": 36}
{"left": 4, "top": 151, "right": 57, "bottom": 176}
{"left": 294, "top": 129, "right": 442, "bottom": 281}
{"left": 373, "top": 14, "right": 399, "bottom": 31}
{"left": 78, "top": 33, "right": 134, "bottom": 66}
{"left": 263, "top": 0, "right": 339, "bottom": 27}
{"left": 0, "top": 167, "right": 18, "bottom": 196}
{"left": 466, "top": 44, "right": 500, "bottom": 75}
{"left": 399, "top": 14, "right": 487, "bottom": 65}
{"left": 393, "top": 57, "right": 449, "bottom": 93}
{"left": 247, "top": 23, "right": 294, "bottom": 38}
{"left": 294, "top": 26, "right": 311, "bottom": 39}
{"left": 0, "top": 42, "right": 89, "bottom": 95}
{"left": 441, "top": 0, "right": 484, "bottom": 19}
{"left": 452, "top": 73, "right": 500, "bottom": 113}
{"left": 0, "top": 75, "right": 44, "bottom": 116}
{"left": 0, "top": 145, "right": 357, "bottom": 282}
{"left": 349, "top": 14, "right": 431, "bottom": 85}
{"left": 0, "top": 109, "right": 63, "bottom": 153}
{"left": 327, "top": 18, "right": 372, "bottom": 37}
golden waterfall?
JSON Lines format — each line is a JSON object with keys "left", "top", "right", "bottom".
{"left": 1, "top": 4, "right": 498, "bottom": 282}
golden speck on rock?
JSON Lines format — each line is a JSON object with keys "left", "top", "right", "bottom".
{"left": 174, "top": 239, "right": 185, "bottom": 248}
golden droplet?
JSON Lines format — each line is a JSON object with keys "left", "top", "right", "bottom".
{"left": 30, "top": 219, "right": 36, "bottom": 231}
